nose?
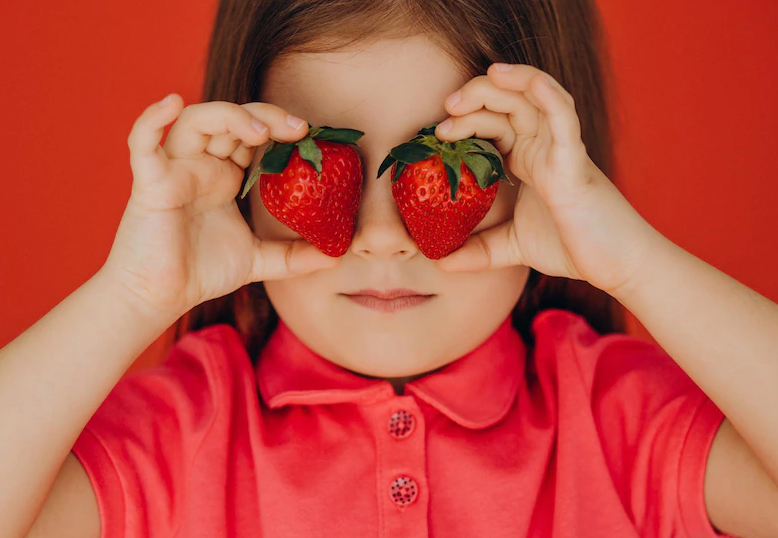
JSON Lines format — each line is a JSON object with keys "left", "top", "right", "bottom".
{"left": 348, "top": 159, "right": 419, "bottom": 261}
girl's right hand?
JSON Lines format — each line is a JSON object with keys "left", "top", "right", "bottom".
{"left": 101, "top": 94, "right": 338, "bottom": 319}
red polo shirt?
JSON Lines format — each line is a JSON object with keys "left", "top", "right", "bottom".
{"left": 71, "top": 308, "right": 733, "bottom": 537}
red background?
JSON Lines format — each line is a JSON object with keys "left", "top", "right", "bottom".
{"left": 1, "top": 1, "right": 776, "bottom": 372}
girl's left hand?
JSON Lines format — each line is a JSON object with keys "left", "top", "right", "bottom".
{"left": 434, "top": 63, "right": 661, "bottom": 297}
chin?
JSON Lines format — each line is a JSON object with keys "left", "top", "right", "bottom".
{"left": 338, "top": 335, "right": 438, "bottom": 379}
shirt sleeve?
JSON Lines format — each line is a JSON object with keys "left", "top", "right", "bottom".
{"left": 588, "top": 335, "right": 735, "bottom": 538}
{"left": 70, "top": 327, "right": 232, "bottom": 538}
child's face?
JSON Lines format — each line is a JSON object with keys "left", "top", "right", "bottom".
{"left": 250, "top": 35, "right": 529, "bottom": 387}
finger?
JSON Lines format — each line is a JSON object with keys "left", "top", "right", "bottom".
{"left": 434, "top": 220, "right": 523, "bottom": 273}
{"left": 486, "top": 63, "right": 576, "bottom": 109}
{"left": 164, "top": 101, "right": 307, "bottom": 160}
{"left": 435, "top": 108, "right": 516, "bottom": 155}
{"left": 127, "top": 93, "right": 183, "bottom": 184}
{"left": 439, "top": 76, "right": 540, "bottom": 140}
{"left": 229, "top": 142, "right": 261, "bottom": 170}
{"left": 165, "top": 101, "right": 267, "bottom": 159}
{"left": 248, "top": 237, "right": 341, "bottom": 283}
{"left": 204, "top": 100, "right": 298, "bottom": 168}
{"left": 205, "top": 134, "right": 260, "bottom": 169}
{"left": 528, "top": 74, "right": 583, "bottom": 149}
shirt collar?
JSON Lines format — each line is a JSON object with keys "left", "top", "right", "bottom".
{"left": 255, "top": 315, "right": 526, "bottom": 430}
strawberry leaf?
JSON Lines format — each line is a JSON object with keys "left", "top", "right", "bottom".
{"left": 392, "top": 161, "right": 407, "bottom": 184}
{"left": 298, "top": 137, "right": 323, "bottom": 176}
{"left": 457, "top": 140, "right": 483, "bottom": 154}
{"left": 418, "top": 123, "right": 438, "bottom": 137}
{"left": 470, "top": 139, "right": 501, "bottom": 156}
{"left": 461, "top": 153, "right": 493, "bottom": 190}
{"left": 314, "top": 126, "right": 364, "bottom": 145}
{"left": 260, "top": 141, "right": 294, "bottom": 174}
{"left": 443, "top": 161, "right": 460, "bottom": 201}
{"left": 378, "top": 154, "right": 397, "bottom": 179}
{"left": 391, "top": 143, "right": 438, "bottom": 164}
{"left": 240, "top": 162, "right": 263, "bottom": 199}
{"left": 472, "top": 150, "right": 508, "bottom": 187}
{"left": 441, "top": 152, "right": 462, "bottom": 201}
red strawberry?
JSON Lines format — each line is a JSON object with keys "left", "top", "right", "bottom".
{"left": 378, "top": 123, "right": 513, "bottom": 259}
{"left": 240, "top": 125, "right": 365, "bottom": 257}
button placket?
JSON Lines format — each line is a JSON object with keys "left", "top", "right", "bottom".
{"left": 386, "top": 408, "right": 419, "bottom": 507}
{"left": 371, "top": 396, "right": 428, "bottom": 533}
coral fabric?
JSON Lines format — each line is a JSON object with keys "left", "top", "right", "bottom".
{"left": 71, "top": 308, "right": 733, "bottom": 537}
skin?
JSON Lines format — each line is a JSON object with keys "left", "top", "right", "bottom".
{"left": 248, "top": 36, "right": 530, "bottom": 395}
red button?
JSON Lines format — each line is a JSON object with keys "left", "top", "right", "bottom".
{"left": 388, "top": 410, "right": 416, "bottom": 439}
{"left": 390, "top": 476, "right": 418, "bottom": 507}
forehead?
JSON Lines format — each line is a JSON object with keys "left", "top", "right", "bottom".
{"left": 261, "top": 36, "right": 467, "bottom": 149}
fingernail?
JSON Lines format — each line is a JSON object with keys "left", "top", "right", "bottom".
{"left": 494, "top": 63, "right": 513, "bottom": 72}
{"left": 287, "top": 114, "right": 307, "bottom": 130}
{"left": 542, "top": 75, "right": 556, "bottom": 89}
{"left": 446, "top": 90, "right": 461, "bottom": 108}
{"left": 437, "top": 119, "right": 453, "bottom": 135}
{"left": 159, "top": 94, "right": 173, "bottom": 105}
{"left": 252, "top": 118, "right": 268, "bottom": 134}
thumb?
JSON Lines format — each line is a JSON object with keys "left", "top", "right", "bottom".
{"left": 435, "top": 220, "right": 523, "bottom": 273}
{"left": 247, "top": 237, "right": 341, "bottom": 283}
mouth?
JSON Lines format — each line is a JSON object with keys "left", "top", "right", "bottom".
{"left": 345, "top": 288, "right": 430, "bottom": 300}
{"left": 342, "top": 289, "right": 436, "bottom": 313}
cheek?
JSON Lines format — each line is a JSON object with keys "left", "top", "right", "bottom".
{"left": 442, "top": 265, "right": 530, "bottom": 331}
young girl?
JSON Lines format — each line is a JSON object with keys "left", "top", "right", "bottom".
{"left": 2, "top": 0, "right": 777, "bottom": 536}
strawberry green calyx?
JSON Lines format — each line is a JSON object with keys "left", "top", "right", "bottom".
{"left": 377, "top": 122, "right": 514, "bottom": 201}
{"left": 239, "top": 125, "right": 364, "bottom": 199}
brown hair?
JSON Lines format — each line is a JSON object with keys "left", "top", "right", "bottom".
{"left": 174, "top": 0, "right": 626, "bottom": 362}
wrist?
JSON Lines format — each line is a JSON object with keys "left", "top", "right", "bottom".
{"left": 608, "top": 226, "right": 673, "bottom": 307}
{"left": 92, "top": 265, "right": 185, "bottom": 330}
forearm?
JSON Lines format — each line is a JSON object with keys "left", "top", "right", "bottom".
{"left": 613, "top": 231, "right": 778, "bottom": 486}
{"left": 0, "top": 267, "right": 180, "bottom": 534}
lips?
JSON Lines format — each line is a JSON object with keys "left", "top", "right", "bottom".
{"left": 344, "top": 292, "right": 434, "bottom": 313}
{"left": 345, "top": 288, "right": 431, "bottom": 300}
{"left": 342, "top": 288, "right": 436, "bottom": 313}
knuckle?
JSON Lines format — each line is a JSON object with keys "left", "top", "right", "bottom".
{"left": 240, "top": 101, "right": 272, "bottom": 117}
{"left": 470, "top": 75, "right": 491, "bottom": 94}
{"left": 240, "top": 101, "right": 269, "bottom": 113}
{"left": 528, "top": 66, "right": 545, "bottom": 80}
{"left": 285, "top": 240, "right": 295, "bottom": 274}
{"left": 184, "top": 100, "right": 227, "bottom": 120}
{"left": 507, "top": 227, "right": 522, "bottom": 265}
{"left": 534, "top": 72, "right": 549, "bottom": 86}
{"left": 213, "top": 100, "right": 242, "bottom": 117}
{"left": 476, "top": 233, "right": 491, "bottom": 260}
{"left": 178, "top": 103, "right": 196, "bottom": 120}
